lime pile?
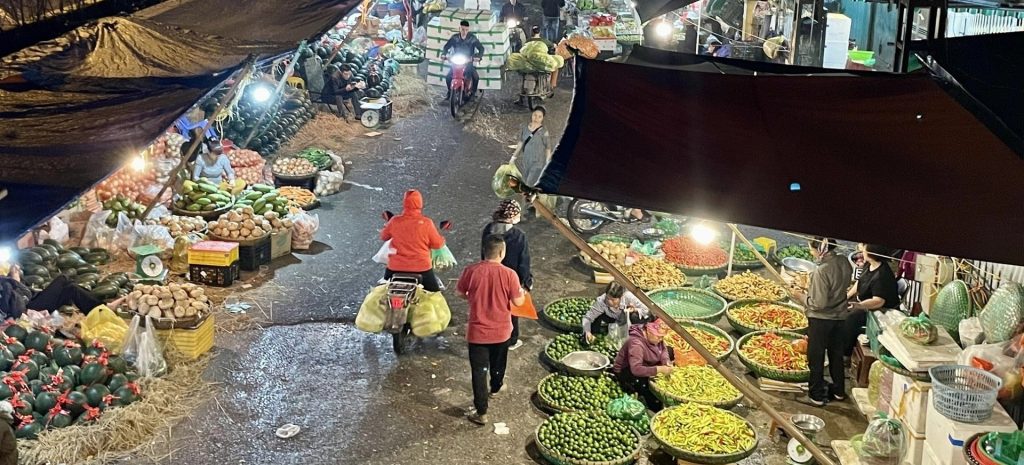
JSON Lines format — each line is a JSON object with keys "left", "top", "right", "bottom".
{"left": 538, "top": 412, "right": 638, "bottom": 462}
{"left": 544, "top": 298, "right": 595, "bottom": 329}
{"left": 539, "top": 374, "right": 625, "bottom": 412}
{"left": 546, "top": 334, "right": 617, "bottom": 361}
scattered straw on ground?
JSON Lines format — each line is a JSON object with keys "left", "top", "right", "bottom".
{"left": 466, "top": 103, "right": 519, "bottom": 147}
{"left": 17, "top": 354, "right": 213, "bottom": 465}
{"left": 391, "top": 71, "right": 432, "bottom": 114}
{"left": 278, "top": 113, "right": 366, "bottom": 155}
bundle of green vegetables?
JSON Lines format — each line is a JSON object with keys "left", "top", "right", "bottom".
{"left": 506, "top": 42, "right": 565, "bottom": 73}
{"left": 296, "top": 148, "right": 333, "bottom": 171}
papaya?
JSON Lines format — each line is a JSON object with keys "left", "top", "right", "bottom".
{"left": 197, "top": 183, "right": 219, "bottom": 194}
{"left": 252, "top": 199, "right": 266, "bottom": 212}
{"left": 202, "top": 204, "right": 217, "bottom": 211}
{"left": 186, "top": 204, "right": 202, "bottom": 212}
{"left": 195, "top": 198, "right": 213, "bottom": 206}
{"left": 252, "top": 183, "right": 274, "bottom": 193}
{"left": 245, "top": 191, "right": 263, "bottom": 201}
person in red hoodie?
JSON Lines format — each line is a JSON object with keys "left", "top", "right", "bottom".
{"left": 612, "top": 319, "right": 674, "bottom": 409}
{"left": 380, "top": 190, "right": 446, "bottom": 292}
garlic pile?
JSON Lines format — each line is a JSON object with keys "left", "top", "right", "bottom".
{"left": 147, "top": 215, "right": 207, "bottom": 238}
{"left": 127, "top": 283, "right": 210, "bottom": 320}
{"left": 209, "top": 207, "right": 273, "bottom": 240}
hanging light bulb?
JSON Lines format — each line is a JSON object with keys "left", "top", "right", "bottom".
{"left": 251, "top": 84, "right": 272, "bottom": 103}
{"left": 655, "top": 21, "right": 673, "bottom": 37}
{"left": 0, "top": 246, "right": 11, "bottom": 264}
{"left": 691, "top": 222, "right": 718, "bottom": 245}
{"left": 131, "top": 154, "right": 147, "bottom": 172}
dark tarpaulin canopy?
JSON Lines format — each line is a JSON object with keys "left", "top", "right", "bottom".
{"left": 538, "top": 45, "right": 1024, "bottom": 266}
{"left": 0, "top": 0, "right": 358, "bottom": 243}
{"left": 634, "top": 0, "right": 698, "bottom": 23}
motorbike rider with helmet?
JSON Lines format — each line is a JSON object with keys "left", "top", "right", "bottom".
{"left": 442, "top": 20, "right": 486, "bottom": 100}
{"left": 381, "top": 190, "right": 448, "bottom": 292}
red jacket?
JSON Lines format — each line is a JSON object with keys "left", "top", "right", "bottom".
{"left": 380, "top": 190, "right": 445, "bottom": 272}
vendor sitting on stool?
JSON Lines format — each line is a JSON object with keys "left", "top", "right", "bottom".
{"left": 612, "top": 318, "right": 674, "bottom": 409}
{"left": 582, "top": 282, "right": 650, "bottom": 343}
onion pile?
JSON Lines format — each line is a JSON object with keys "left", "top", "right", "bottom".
{"left": 273, "top": 158, "right": 317, "bottom": 177}
{"left": 229, "top": 149, "right": 267, "bottom": 184}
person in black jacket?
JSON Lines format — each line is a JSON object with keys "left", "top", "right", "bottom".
{"left": 540, "top": 0, "right": 564, "bottom": 41}
{"left": 481, "top": 199, "right": 532, "bottom": 350}
{"left": 442, "top": 20, "right": 486, "bottom": 99}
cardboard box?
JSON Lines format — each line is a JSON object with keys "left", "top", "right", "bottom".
{"left": 891, "top": 373, "right": 932, "bottom": 434}
{"left": 925, "top": 391, "right": 1017, "bottom": 465}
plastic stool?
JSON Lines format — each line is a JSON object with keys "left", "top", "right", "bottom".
{"left": 753, "top": 237, "right": 777, "bottom": 254}
{"left": 286, "top": 77, "right": 306, "bottom": 89}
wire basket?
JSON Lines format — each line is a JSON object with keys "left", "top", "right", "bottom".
{"left": 928, "top": 365, "right": 1002, "bottom": 424}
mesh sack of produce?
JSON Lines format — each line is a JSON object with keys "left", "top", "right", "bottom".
{"left": 867, "top": 361, "right": 884, "bottom": 406}
{"left": 853, "top": 414, "right": 907, "bottom": 463}
{"left": 979, "top": 283, "right": 1024, "bottom": 343}
{"left": 492, "top": 164, "right": 523, "bottom": 199}
{"left": 899, "top": 315, "right": 938, "bottom": 345}
{"left": 524, "top": 53, "right": 555, "bottom": 73}
{"left": 606, "top": 395, "right": 646, "bottom": 421}
{"left": 355, "top": 285, "right": 388, "bottom": 333}
{"left": 506, "top": 53, "right": 529, "bottom": 72}
{"left": 522, "top": 41, "right": 549, "bottom": 56}
{"left": 931, "top": 280, "right": 975, "bottom": 339}
{"left": 430, "top": 245, "right": 458, "bottom": 270}
{"left": 410, "top": 290, "right": 451, "bottom": 337}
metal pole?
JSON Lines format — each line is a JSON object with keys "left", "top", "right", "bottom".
{"left": 240, "top": 42, "right": 307, "bottom": 148}
{"left": 695, "top": 1, "right": 703, "bottom": 54}
{"left": 140, "top": 56, "right": 259, "bottom": 220}
{"left": 532, "top": 199, "right": 836, "bottom": 465}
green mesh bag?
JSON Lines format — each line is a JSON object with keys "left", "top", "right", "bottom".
{"left": 606, "top": 395, "right": 646, "bottom": 421}
{"left": 931, "top": 280, "right": 974, "bottom": 340}
{"left": 979, "top": 283, "right": 1024, "bottom": 343}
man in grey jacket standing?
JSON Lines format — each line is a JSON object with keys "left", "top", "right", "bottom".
{"left": 792, "top": 237, "right": 853, "bottom": 406}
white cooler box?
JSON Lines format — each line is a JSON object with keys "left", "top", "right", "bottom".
{"left": 891, "top": 373, "right": 932, "bottom": 433}
{"left": 924, "top": 391, "right": 1018, "bottom": 465}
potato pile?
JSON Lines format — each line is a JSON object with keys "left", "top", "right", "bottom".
{"left": 273, "top": 157, "right": 317, "bottom": 177}
{"left": 208, "top": 207, "right": 288, "bottom": 240}
{"left": 624, "top": 256, "right": 686, "bottom": 290}
{"left": 587, "top": 241, "right": 630, "bottom": 268}
{"left": 126, "top": 283, "right": 210, "bottom": 320}
{"left": 147, "top": 215, "right": 207, "bottom": 238}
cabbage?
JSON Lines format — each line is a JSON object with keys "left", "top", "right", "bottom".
{"left": 521, "top": 41, "right": 549, "bottom": 56}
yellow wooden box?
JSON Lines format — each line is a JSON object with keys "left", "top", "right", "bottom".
{"left": 155, "top": 313, "right": 215, "bottom": 359}
{"left": 188, "top": 241, "right": 240, "bottom": 267}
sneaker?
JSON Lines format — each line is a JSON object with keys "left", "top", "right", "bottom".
{"left": 490, "top": 385, "right": 507, "bottom": 397}
{"left": 832, "top": 393, "right": 849, "bottom": 402}
{"left": 508, "top": 340, "right": 524, "bottom": 351}
{"left": 806, "top": 396, "right": 827, "bottom": 407}
{"left": 467, "top": 413, "right": 488, "bottom": 425}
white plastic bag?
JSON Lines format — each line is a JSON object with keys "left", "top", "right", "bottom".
{"left": 38, "top": 217, "right": 69, "bottom": 245}
{"left": 114, "top": 212, "right": 137, "bottom": 253}
{"left": 960, "top": 317, "right": 985, "bottom": 347}
{"left": 123, "top": 315, "right": 167, "bottom": 378}
{"left": 373, "top": 239, "right": 397, "bottom": 265}
{"left": 290, "top": 211, "right": 319, "bottom": 250}
{"left": 608, "top": 311, "right": 631, "bottom": 349}
{"left": 131, "top": 224, "right": 174, "bottom": 252}
{"left": 146, "top": 204, "right": 171, "bottom": 221}
{"left": 315, "top": 171, "right": 345, "bottom": 196}
{"left": 81, "top": 210, "right": 115, "bottom": 249}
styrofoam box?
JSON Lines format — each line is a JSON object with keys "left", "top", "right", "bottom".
{"left": 924, "top": 441, "right": 941, "bottom": 465}
{"left": 425, "top": 37, "right": 508, "bottom": 51}
{"left": 424, "top": 47, "right": 507, "bottom": 65}
{"left": 891, "top": 373, "right": 932, "bottom": 434}
{"left": 904, "top": 434, "right": 926, "bottom": 465}
{"left": 825, "top": 13, "right": 852, "bottom": 42}
{"left": 427, "top": 62, "right": 503, "bottom": 79}
{"left": 464, "top": 0, "right": 491, "bottom": 10}
{"left": 425, "top": 73, "right": 502, "bottom": 90}
{"left": 924, "top": 391, "right": 1018, "bottom": 465}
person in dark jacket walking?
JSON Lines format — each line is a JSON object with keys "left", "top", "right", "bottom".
{"left": 0, "top": 401, "right": 16, "bottom": 465}
{"left": 540, "top": 0, "right": 564, "bottom": 41}
{"left": 612, "top": 319, "right": 674, "bottom": 409}
{"left": 481, "top": 199, "right": 532, "bottom": 350}
{"left": 792, "top": 237, "right": 854, "bottom": 406}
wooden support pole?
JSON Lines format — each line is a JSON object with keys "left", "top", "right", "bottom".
{"left": 140, "top": 56, "right": 259, "bottom": 220}
{"left": 532, "top": 200, "right": 836, "bottom": 465}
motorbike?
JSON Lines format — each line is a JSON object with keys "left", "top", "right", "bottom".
{"left": 379, "top": 212, "right": 452, "bottom": 354}
{"left": 446, "top": 54, "right": 480, "bottom": 118}
{"left": 564, "top": 198, "right": 659, "bottom": 234}
{"left": 506, "top": 18, "right": 526, "bottom": 53}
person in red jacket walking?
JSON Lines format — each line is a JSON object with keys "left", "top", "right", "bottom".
{"left": 380, "top": 190, "right": 447, "bottom": 292}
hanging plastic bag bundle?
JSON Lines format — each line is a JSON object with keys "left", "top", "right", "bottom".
{"left": 290, "top": 210, "right": 319, "bottom": 250}
{"left": 373, "top": 240, "right": 397, "bottom": 266}
{"left": 356, "top": 285, "right": 389, "bottom": 333}
{"left": 430, "top": 245, "right": 457, "bottom": 270}
{"left": 82, "top": 210, "right": 116, "bottom": 249}
{"left": 136, "top": 315, "right": 167, "bottom": 377}
{"left": 409, "top": 289, "right": 451, "bottom": 337}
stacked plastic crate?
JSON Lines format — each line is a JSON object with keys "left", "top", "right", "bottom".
{"left": 425, "top": 8, "right": 509, "bottom": 90}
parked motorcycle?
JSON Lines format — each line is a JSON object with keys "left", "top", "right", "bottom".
{"left": 446, "top": 54, "right": 480, "bottom": 118}
{"left": 564, "top": 198, "right": 659, "bottom": 234}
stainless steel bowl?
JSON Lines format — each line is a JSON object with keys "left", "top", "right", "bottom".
{"left": 782, "top": 257, "right": 817, "bottom": 274}
{"left": 561, "top": 351, "right": 611, "bottom": 376}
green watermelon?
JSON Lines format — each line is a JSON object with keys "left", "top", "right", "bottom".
{"left": 28, "top": 379, "right": 43, "bottom": 395}
{"left": 107, "top": 374, "right": 128, "bottom": 393}
{"left": 80, "top": 362, "right": 107, "bottom": 385}
{"left": 12, "top": 359, "right": 39, "bottom": 380}
{"left": 15, "top": 421, "right": 42, "bottom": 439}
{"left": 29, "top": 351, "right": 49, "bottom": 369}
{"left": 38, "top": 366, "right": 58, "bottom": 382}
{"left": 12, "top": 393, "right": 34, "bottom": 416}
{"left": 60, "top": 365, "right": 81, "bottom": 385}
{"left": 0, "top": 383, "right": 11, "bottom": 400}
{"left": 82, "top": 344, "right": 106, "bottom": 358}
{"left": 17, "top": 251, "right": 43, "bottom": 266}
{"left": 0, "top": 348, "right": 13, "bottom": 371}
{"left": 66, "top": 391, "right": 89, "bottom": 416}
{"left": 113, "top": 386, "right": 139, "bottom": 406}
{"left": 24, "top": 331, "right": 51, "bottom": 353}
{"left": 931, "top": 280, "right": 974, "bottom": 339}
{"left": 979, "top": 283, "right": 1024, "bottom": 343}
{"left": 85, "top": 385, "right": 110, "bottom": 408}
{"left": 3, "top": 325, "right": 27, "bottom": 342}
{"left": 107, "top": 356, "right": 128, "bottom": 375}
{"left": 53, "top": 346, "right": 83, "bottom": 367}
{"left": 34, "top": 391, "right": 57, "bottom": 413}
{"left": 47, "top": 411, "right": 74, "bottom": 428}
{"left": 6, "top": 341, "right": 25, "bottom": 357}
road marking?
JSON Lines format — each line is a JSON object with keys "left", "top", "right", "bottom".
{"left": 343, "top": 181, "right": 384, "bottom": 191}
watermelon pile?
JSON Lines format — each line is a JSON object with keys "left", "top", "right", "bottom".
{"left": 17, "top": 239, "right": 134, "bottom": 301}
{"left": 322, "top": 47, "right": 400, "bottom": 101}
{"left": 0, "top": 324, "right": 142, "bottom": 439}
{"left": 208, "top": 86, "right": 317, "bottom": 157}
